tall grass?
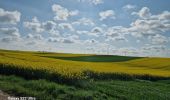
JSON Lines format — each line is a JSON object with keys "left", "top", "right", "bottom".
{"left": 83, "top": 70, "right": 170, "bottom": 81}
{"left": 1, "top": 75, "right": 170, "bottom": 100}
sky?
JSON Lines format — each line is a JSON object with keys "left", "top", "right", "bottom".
{"left": 0, "top": 0, "right": 170, "bottom": 57}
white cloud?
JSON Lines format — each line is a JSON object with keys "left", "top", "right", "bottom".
{"left": 106, "top": 35, "right": 127, "bottom": 42}
{"left": 130, "top": 8, "right": 170, "bottom": 37}
{"left": 58, "top": 23, "right": 74, "bottom": 31}
{"left": 91, "top": 27, "right": 103, "bottom": 33}
{"left": 99, "top": 10, "right": 115, "bottom": 21}
{"left": 48, "top": 37, "right": 60, "bottom": 42}
{"left": 149, "top": 34, "right": 169, "bottom": 45}
{"left": 105, "top": 26, "right": 128, "bottom": 37}
{"left": 49, "top": 30, "right": 60, "bottom": 37}
{"left": 0, "top": 8, "right": 21, "bottom": 24}
{"left": 1, "top": 36, "right": 21, "bottom": 42}
{"left": 33, "top": 34, "right": 44, "bottom": 40}
{"left": 69, "top": 10, "right": 79, "bottom": 16}
{"left": 0, "top": 27, "right": 20, "bottom": 37}
{"left": 26, "top": 33, "right": 43, "bottom": 40}
{"left": 69, "top": 34, "right": 79, "bottom": 40}
{"left": 77, "top": 0, "right": 103, "bottom": 5}
{"left": 104, "top": 26, "right": 129, "bottom": 42}
{"left": 59, "top": 38, "right": 74, "bottom": 44}
{"left": 123, "top": 4, "right": 136, "bottom": 11}
{"left": 112, "top": 36, "right": 127, "bottom": 41}
{"left": 89, "top": 0, "right": 103, "bottom": 5}
{"left": 158, "top": 11, "right": 170, "bottom": 21}
{"left": 61, "top": 34, "right": 79, "bottom": 43}
{"left": 84, "top": 39, "right": 98, "bottom": 44}
{"left": 72, "top": 17, "right": 95, "bottom": 26}
{"left": 132, "top": 7, "right": 151, "bottom": 19}
{"left": 23, "top": 17, "right": 44, "bottom": 33}
{"left": 24, "top": 17, "right": 58, "bottom": 35}
{"left": 76, "top": 30, "right": 89, "bottom": 34}
{"left": 79, "top": 27, "right": 103, "bottom": 37}
{"left": 61, "top": 39, "right": 75, "bottom": 43}
{"left": 52, "top": 4, "right": 79, "bottom": 21}
{"left": 96, "top": 7, "right": 170, "bottom": 43}
{"left": 26, "top": 34, "right": 33, "bottom": 38}
{"left": 103, "top": 7, "right": 170, "bottom": 44}
{"left": 26, "top": 41, "right": 37, "bottom": 45}
{"left": 80, "top": 27, "right": 103, "bottom": 37}
{"left": 87, "top": 32, "right": 99, "bottom": 37}
{"left": 48, "top": 34, "right": 80, "bottom": 44}
{"left": 142, "top": 45, "right": 166, "bottom": 52}
{"left": 42, "top": 21, "right": 56, "bottom": 31}
{"left": 129, "top": 19, "right": 160, "bottom": 37}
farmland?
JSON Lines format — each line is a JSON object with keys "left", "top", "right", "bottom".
{"left": 0, "top": 49, "right": 170, "bottom": 99}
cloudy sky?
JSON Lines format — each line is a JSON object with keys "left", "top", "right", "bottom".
{"left": 0, "top": 0, "right": 170, "bottom": 57}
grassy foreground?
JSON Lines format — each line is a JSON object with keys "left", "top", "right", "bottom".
{"left": 0, "top": 75, "right": 170, "bottom": 100}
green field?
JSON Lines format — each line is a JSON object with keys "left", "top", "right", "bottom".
{"left": 0, "top": 49, "right": 170, "bottom": 100}
{"left": 0, "top": 75, "right": 170, "bottom": 100}
{"left": 43, "top": 55, "right": 142, "bottom": 62}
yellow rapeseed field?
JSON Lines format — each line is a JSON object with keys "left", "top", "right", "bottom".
{"left": 0, "top": 49, "right": 170, "bottom": 79}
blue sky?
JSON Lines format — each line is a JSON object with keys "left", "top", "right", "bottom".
{"left": 0, "top": 0, "right": 170, "bottom": 57}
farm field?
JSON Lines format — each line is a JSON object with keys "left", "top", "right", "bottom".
{"left": 0, "top": 49, "right": 170, "bottom": 99}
